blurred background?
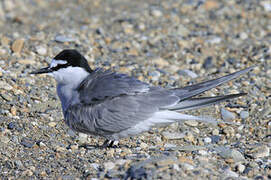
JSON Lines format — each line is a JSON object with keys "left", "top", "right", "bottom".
{"left": 0, "top": 0, "right": 270, "bottom": 179}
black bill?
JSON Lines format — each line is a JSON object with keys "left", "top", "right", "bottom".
{"left": 30, "top": 67, "right": 52, "bottom": 74}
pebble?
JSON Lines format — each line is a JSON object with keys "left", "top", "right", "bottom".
{"left": 198, "top": 150, "right": 208, "bottom": 156}
{"left": 210, "top": 135, "right": 220, "bottom": 144}
{"left": 224, "top": 169, "right": 239, "bottom": 178}
{"left": 223, "top": 126, "right": 235, "bottom": 137}
{"left": 20, "top": 138, "right": 35, "bottom": 148}
{"left": 202, "top": 56, "right": 213, "bottom": 69}
{"left": 260, "top": 1, "right": 271, "bottom": 12}
{"left": 221, "top": 108, "right": 235, "bottom": 121}
{"left": 78, "top": 133, "right": 88, "bottom": 143}
{"left": 204, "top": 137, "right": 212, "bottom": 144}
{"left": 11, "top": 39, "right": 24, "bottom": 53}
{"left": 216, "top": 147, "right": 245, "bottom": 162}
{"left": 0, "top": 81, "right": 13, "bottom": 90}
{"left": 239, "top": 111, "right": 249, "bottom": 120}
{"left": 182, "top": 163, "right": 195, "bottom": 171}
{"left": 36, "top": 46, "right": 47, "bottom": 55}
{"left": 103, "top": 161, "right": 115, "bottom": 170}
{"left": 55, "top": 35, "right": 75, "bottom": 43}
{"left": 237, "top": 164, "right": 246, "bottom": 173}
{"left": 162, "top": 131, "right": 185, "bottom": 140}
{"left": 250, "top": 145, "right": 270, "bottom": 158}
{"left": 48, "top": 122, "right": 57, "bottom": 127}
{"left": 178, "top": 69, "right": 198, "bottom": 78}
{"left": 140, "top": 142, "right": 148, "bottom": 149}
{"left": 151, "top": 57, "right": 169, "bottom": 67}
{"left": 151, "top": 9, "right": 163, "bottom": 17}
{"left": 7, "top": 122, "right": 16, "bottom": 130}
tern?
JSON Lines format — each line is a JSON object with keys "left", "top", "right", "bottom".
{"left": 31, "top": 49, "right": 253, "bottom": 147}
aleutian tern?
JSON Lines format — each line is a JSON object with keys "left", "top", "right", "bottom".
{"left": 31, "top": 49, "right": 253, "bottom": 147}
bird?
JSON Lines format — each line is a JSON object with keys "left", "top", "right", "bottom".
{"left": 30, "top": 49, "right": 253, "bottom": 148}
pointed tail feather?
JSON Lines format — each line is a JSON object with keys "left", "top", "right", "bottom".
{"left": 168, "top": 93, "right": 247, "bottom": 111}
{"left": 171, "top": 66, "right": 254, "bottom": 101}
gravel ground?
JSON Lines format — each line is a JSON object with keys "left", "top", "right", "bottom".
{"left": 0, "top": 0, "right": 270, "bottom": 179}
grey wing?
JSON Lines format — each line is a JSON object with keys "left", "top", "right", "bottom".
{"left": 91, "top": 89, "right": 179, "bottom": 134}
{"left": 66, "top": 89, "right": 180, "bottom": 136}
{"left": 77, "top": 68, "right": 150, "bottom": 104}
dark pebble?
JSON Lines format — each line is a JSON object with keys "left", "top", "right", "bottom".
{"left": 8, "top": 122, "right": 16, "bottom": 130}
{"left": 226, "top": 57, "right": 236, "bottom": 64}
{"left": 202, "top": 56, "right": 213, "bottom": 69}
{"left": 211, "top": 135, "right": 221, "bottom": 144}
{"left": 20, "top": 138, "right": 35, "bottom": 148}
{"left": 124, "top": 166, "right": 148, "bottom": 180}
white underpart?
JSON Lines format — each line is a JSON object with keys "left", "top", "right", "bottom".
{"left": 112, "top": 110, "right": 216, "bottom": 139}
{"left": 50, "top": 59, "right": 68, "bottom": 68}
{"left": 52, "top": 66, "right": 90, "bottom": 112}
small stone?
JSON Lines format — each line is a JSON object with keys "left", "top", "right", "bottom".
{"left": 184, "top": 120, "right": 199, "bottom": 127}
{"left": 70, "top": 144, "right": 78, "bottom": 151}
{"left": 207, "top": 37, "right": 222, "bottom": 44}
{"left": 237, "top": 164, "right": 246, "bottom": 173}
{"left": 221, "top": 108, "right": 235, "bottom": 121}
{"left": 22, "top": 169, "right": 33, "bottom": 176}
{"left": 18, "top": 59, "right": 36, "bottom": 64}
{"left": 56, "top": 146, "right": 66, "bottom": 152}
{"left": 21, "top": 138, "right": 34, "bottom": 148}
{"left": 204, "top": 137, "right": 212, "bottom": 143}
{"left": 182, "top": 163, "right": 194, "bottom": 171}
{"left": 261, "top": 1, "right": 271, "bottom": 11}
{"left": 40, "top": 171, "right": 47, "bottom": 177}
{"left": 240, "top": 32, "right": 248, "bottom": 40}
{"left": 37, "top": 141, "right": 46, "bottom": 147}
{"left": 7, "top": 122, "right": 16, "bottom": 129}
{"left": 11, "top": 39, "right": 24, "bottom": 53}
{"left": 198, "top": 150, "right": 208, "bottom": 156}
{"left": 10, "top": 106, "right": 16, "bottom": 116}
{"left": 151, "top": 9, "right": 162, "bottom": 17}
{"left": 212, "top": 129, "right": 220, "bottom": 135}
{"left": 156, "top": 158, "right": 176, "bottom": 166}
{"left": 0, "top": 136, "right": 9, "bottom": 143}
{"left": 0, "top": 81, "right": 13, "bottom": 90}
{"left": 204, "top": 0, "right": 219, "bottom": 10}
{"left": 90, "top": 163, "right": 99, "bottom": 170}
{"left": 36, "top": 46, "right": 47, "bottom": 55}
{"left": 226, "top": 57, "right": 236, "bottom": 65}
{"left": 162, "top": 131, "right": 185, "bottom": 140}
{"left": 240, "top": 111, "right": 249, "bottom": 120}
{"left": 151, "top": 57, "right": 169, "bottom": 67}
{"left": 148, "top": 71, "right": 160, "bottom": 81}
{"left": 184, "top": 132, "right": 194, "bottom": 142}
{"left": 224, "top": 169, "right": 239, "bottom": 178}
{"left": 210, "top": 135, "right": 220, "bottom": 143}
{"left": 178, "top": 70, "right": 198, "bottom": 79}
{"left": 140, "top": 142, "right": 148, "bottom": 149}
{"left": 202, "top": 56, "right": 213, "bottom": 69}
{"left": 48, "top": 122, "right": 57, "bottom": 127}
{"left": 78, "top": 133, "right": 88, "bottom": 143}
{"left": 223, "top": 126, "right": 235, "bottom": 137}
{"left": 55, "top": 35, "right": 75, "bottom": 43}
{"left": 1, "top": 36, "right": 10, "bottom": 46}
{"left": 104, "top": 161, "right": 115, "bottom": 170}
{"left": 216, "top": 147, "right": 245, "bottom": 162}
{"left": 250, "top": 145, "right": 270, "bottom": 158}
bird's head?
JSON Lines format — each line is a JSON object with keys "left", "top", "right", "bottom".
{"left": 30, "top": 49, "right": 92, "bottom": 85}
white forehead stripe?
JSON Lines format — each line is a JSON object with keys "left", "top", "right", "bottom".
{"left": 50, "top": 59, "right": 68, "bottom": 68}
